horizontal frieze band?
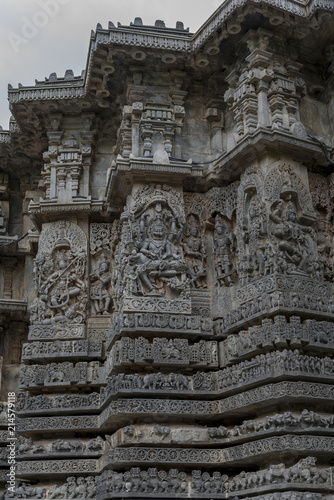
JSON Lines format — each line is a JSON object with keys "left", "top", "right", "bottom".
{"left": 14, "top": 380, "right": 334, "bottom": 430}
{"left": 97, "top": 457, "right": 333, "bottom": 499}
{"left": 106, "top": 337, "right": 218, "bottom": 373}
{"left": 16, "top": 415, "right": 99, "bottom": 434}
{"left": 21, "top": 340, "right": 104, "bottom": 363}
{"left": 108, "top": 410, "right": 334, "bottom": 448}
{"left": 28, "top": 324, "right": 86, "bottom": 341}
{"left": 100, "top": 436, "right": 334, "bottom": 469}
{"left": 101, "top": 350, "right": 334, "bottom": 406}
{"left": 219, "top": 315, "right": 334, "bottom": 367}
{"left": 17, "top": 436, "right": 107, "bottom": 459}
{"left": 17, "top": 392, "right": 100, "bottom": 416}
{"left": 16, "top": 458, "right": 97, "bottom": 477}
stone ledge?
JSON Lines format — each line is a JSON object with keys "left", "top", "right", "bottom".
{"left": 0, "top": 299, "right": 27, "bottom": 312}
{"left": 96, "top": 458, "right": 333, "bottom": 499}
{"left": 16, "top": 458, "right": 97, "bottom": 477}
{"left": 99, "top": 436, "right": 334, "bottom": 469}
{"left": 21, "top": 340, "right": 104, "bottom": 363}
{"left": 108, "top": 411, "right": 334, "bottom": 448}
{"left": 219, "top": 315, "right": 334, "bottom": 367}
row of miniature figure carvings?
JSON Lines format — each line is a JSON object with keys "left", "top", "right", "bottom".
{"left": 21, "top": 327, "right": 334, "bottom": 382}
{"left": 214, "top": 284, "right": 334, "bottom": 335}
{"left": 23, "top": 314, "right": 334, "bottom": 369}
{"left": 17, "top": 350, "right": 334, "bottom": 405}
{"left": 101, "top": 349, "right": 334, "bottom": 401}
{"left": 16, "top": 381, "right": 334, "bottom": 433}
{"left": 12, "top": 435, "right": 334, "bottom": 470}
{"left": 16, "top": 349, "right": 334, "bottom": 413}
{"left": 26, "top": 314, "right": 212, "bottom": 345}
{"left": 12, "top": 411, "right": 334, "bottom": 460}
{"left": 21, "top": 340, "right": 104, "bottom": 361}
{"left": 1, "top": 482, "right": 324, "bottom": 500}
{"left": 107, "top": 311, "right": 213, "bottom": 346}
{"left": 97, "top": 458, "right": 332, "bottom": 498}
{"left": 21, "top": 338, "right": 218, "bottom": 374}
{"left": 219, "top": 315, "right": 334, "bottom": 366}
{"left": 19, "top": 361, "right": 104, "bottom": 389}
{"left": 6, "top": 458, "right": 333, "bottom": 498}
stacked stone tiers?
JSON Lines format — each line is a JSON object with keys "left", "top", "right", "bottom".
{"left": 4, "top": 0, "right": 334, "bottom": 496}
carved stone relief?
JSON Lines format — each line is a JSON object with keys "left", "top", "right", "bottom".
{"left": 30, "top": 220, "right": 87, "bottom": 329}
{"left": 89, "top": 221, "right": 120, "bottom": 316}
{"left": 114, "top": 184, "right": 189, "bottom": 303}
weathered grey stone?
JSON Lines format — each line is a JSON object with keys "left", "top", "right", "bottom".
{"left": 1, "top": 0, "right": 334, "bottom": 497}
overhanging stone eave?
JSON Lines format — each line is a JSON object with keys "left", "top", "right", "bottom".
{"left": 192, "top": 0, "right": 331, "bottom": 51}
{"left": 7, "top": 90, "right": 89, "bottom": 135}
{"left": 205, "top": 129, "right": 331, "bottom": 185}
{"left": 105, "top": 157, "right": 205, "bottom": 208}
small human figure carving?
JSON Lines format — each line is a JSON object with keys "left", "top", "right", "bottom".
{"left": 90, "top": 260, "right": 112, "bottom": 314}
{"left": 214, "top": 215, "right": 237, "bottom": 285}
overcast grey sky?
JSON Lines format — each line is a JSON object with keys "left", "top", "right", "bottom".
{"left": 0, "top": 0, "right": 221, "bottom": 129}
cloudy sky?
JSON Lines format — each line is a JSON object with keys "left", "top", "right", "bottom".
{"left": 0, "top": 0, "right": 221, "bottom": 129}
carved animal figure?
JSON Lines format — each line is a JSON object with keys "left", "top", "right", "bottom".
{"left": 142, "top": 373, "right": 164, "bottom": 390}
{"left": 71, "top": 440, "right": 85, "bottom": 453}
{"left": 86, "top": 436, "right": 104, "bottom": 452}
{"left": 73, "top": 477, "right": 86, "bottom": 498}
{"left": 53, "top": 439, "right": 72, "bottom": 452}
{"left": 167, "top": 373, "right": 189, "bottom": 390}
{"left": 47, "top": 484, "right": 68, "bottom": 499}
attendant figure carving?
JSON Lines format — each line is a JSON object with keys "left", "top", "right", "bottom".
{"left": 242, "top": 194, "right": 267, "bottom": 278}
{"left": 214, "top": 215, "right": 237, "bottom": 285}
{"left": 270, "top": 202, "right": 317, "bottom": 276}
{"left": 90, "top": 259, "right": 112, "bottom": 314}
{"left": 183, "top": 214, "right": 207, "bottom": 287}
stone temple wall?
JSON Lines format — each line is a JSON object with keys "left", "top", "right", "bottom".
{"left": 0, "top": 0, "right": 334, "bottom": 498}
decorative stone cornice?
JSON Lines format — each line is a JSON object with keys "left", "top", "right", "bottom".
{"left": 100, "top": 350, "right": 334, "bottom": 405}
{"left": 16, "top": 415, "right": 99, "bottom": 434}
{"left": 0, "top": 299, "right": 27, "bottom": 312}
{"left": 101, "top": 435, "right": 334, "bottom": 469}
{"left": 21, "top": 340, "right": 104, "bottom": 363}
{"left": 8, "top": 85, "right": 85, "bottom": 104}
{"left": 16, "top": 459, "right": 97, "bottom": 477}
{"left": 108, "top": 410, "right": 334, "bottom": 448}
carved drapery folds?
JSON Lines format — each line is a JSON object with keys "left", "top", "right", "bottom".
{"left": 30, "top": 220, "right": 87, "bottom": 330}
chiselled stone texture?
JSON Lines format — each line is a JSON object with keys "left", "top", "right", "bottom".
{"left": 1, "top": 0, "right": 334, "bottom": 498}
{"left": 21, "top": 339, "right": 104, "bottom": 362}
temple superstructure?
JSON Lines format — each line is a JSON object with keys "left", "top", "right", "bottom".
{"left": 1, "top": 0, "right": 334, "bottom": 498}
